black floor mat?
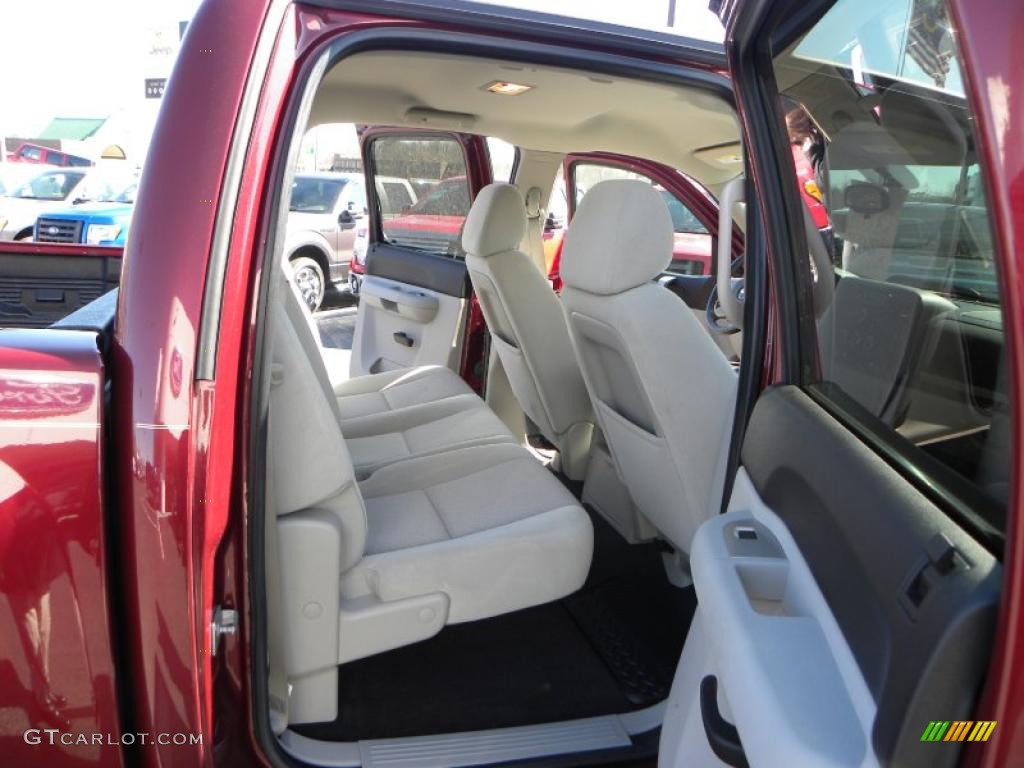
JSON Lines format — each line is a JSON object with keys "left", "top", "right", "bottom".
{"left": 292, "top": 507, "right": 695, "bottom": 741}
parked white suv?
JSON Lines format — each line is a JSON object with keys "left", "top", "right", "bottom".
{"left": 0, "top": 167, "right": 131, "bottom": 241}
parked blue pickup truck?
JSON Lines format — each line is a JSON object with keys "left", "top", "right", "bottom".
{"left": 33, "top": 182, "right": 136, "bottom": 246}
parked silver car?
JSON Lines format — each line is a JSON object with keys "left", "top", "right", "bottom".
{"left": 285, "top": 172, "right": 367, "bottom": 310}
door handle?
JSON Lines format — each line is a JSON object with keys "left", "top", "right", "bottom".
{"left": 393, "top": 331, "right": 415, "bottom": 348}
{"left": 700, "top": 675, "right": 748, "bottom": 768}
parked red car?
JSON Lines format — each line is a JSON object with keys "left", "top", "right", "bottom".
{"left": 5, "top": 142, "right": 92, "bottom": 167}
{"left": 1, "top": 1, "right": 1022, "bottom": 768}
{"left": 381, "top": 175, "right": 470, "bottom": 250}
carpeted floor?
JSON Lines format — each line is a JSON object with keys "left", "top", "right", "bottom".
{"left": 293, "top": 505, "right": 696, "bottom": 741}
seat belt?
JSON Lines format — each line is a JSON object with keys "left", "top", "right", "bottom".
{"left": 266, "top": 363, "right": 290, "bottom": 735}
{"left": 523, "top": 186, "right": 548, "bottom": 276}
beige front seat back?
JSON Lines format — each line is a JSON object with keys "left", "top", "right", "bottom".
{"left": 463, "top": 183, "right": 594, "bottom": 479}
{"left": 559, "top": 179, "right": 737, "bottom": 552}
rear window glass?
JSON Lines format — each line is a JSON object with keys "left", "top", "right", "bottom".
{"left": 487, "top": 137, "right": 517, "bottom": 183}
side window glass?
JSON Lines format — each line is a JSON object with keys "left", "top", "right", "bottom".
{"left": 352, "top": 181, "right": 366, "bottom": 212}
{"left": 572, "top": 162, "right": 711, "bottom": 276}
{"left": 335, "top": 179, "right": 365, "bottom": 216}
{"left": 290, "top": 122, "right": 366, "bottom": 216}
{"left": 487, "top": 137, "right": 517, "bottom": 183}
{"left": 290, "top": 176, "right": 348, "bottom": 214}
{"left": 371, "top": 136, "right": 472, "bottom": 257}
{"left": 377, "top": 181, "right": 414, "bottom": 215}
{"left": 776, "top": 0, "right": 1008, "bottom": 525}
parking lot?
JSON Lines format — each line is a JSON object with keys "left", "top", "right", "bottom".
{"left": 316, "top": 289, "right": 359, "bottom": 349}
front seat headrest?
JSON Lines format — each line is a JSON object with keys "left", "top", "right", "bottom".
{"left": 462, "top": 183, "right": 527, "bottom": 258}
{"left": 560, "top": 179, "right": 673, "bottom": 295}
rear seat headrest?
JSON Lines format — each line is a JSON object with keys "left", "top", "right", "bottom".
{"left": 560, "top": 179, "right": 673, "bottom": 295}
{"left": 462, "top": 183, "right": 528, "bottom": 258}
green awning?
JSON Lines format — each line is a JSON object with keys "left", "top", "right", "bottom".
{"left": 38, "top": 117, "right": 106, "bottom": 141}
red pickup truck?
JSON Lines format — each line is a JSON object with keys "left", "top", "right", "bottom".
{"left": 6, "top": 142, "right": 93, "bottom": 167}
{"left": 1, "top": 1, "right": 1022, "bottom": 767}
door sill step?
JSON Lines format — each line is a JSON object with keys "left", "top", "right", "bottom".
{"left": 279, "top": 705, "right": 666, "bottom": 768}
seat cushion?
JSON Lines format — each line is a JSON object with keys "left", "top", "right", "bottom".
{"left": 340, "top": 444, "right": 593, "bottom": 623}
{"left": 341, "top": 393, "right": 517, "bottom": 474}
{"left": 333, "top": 365, "right": 517, "bottom": 473}
{"left": 333, "top": 365, "right": 473, "bottom": 420}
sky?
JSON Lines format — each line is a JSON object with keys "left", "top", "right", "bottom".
{"left": 0, "top": 0, "right": 203, "bottom": 137}
{"left": 475, "top": 0, "right": 724, "bottom": 40}
{"left": 0, "top": 0, "right": 721, "bottom": 152}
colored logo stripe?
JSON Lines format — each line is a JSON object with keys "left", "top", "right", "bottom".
{"left": 945, "top": 722, "right": 972, "bottom": 741}
{"left": 920, "top": 720, "right": 996, "bottom": 742}
{"left": 970, "top": 722, "right": 997, "bottom": 742}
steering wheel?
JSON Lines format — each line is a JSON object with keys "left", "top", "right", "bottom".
{"left": 706, "top": 256, "right": 745, "bottom": 335}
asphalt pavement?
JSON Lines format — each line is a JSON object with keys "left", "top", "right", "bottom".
{"left": 316, "top": 285, "right": 359, "bottom": 350}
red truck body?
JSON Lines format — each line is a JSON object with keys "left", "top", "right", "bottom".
{"left": 0, "top": 331, "right": 121, "bottom": 766}
{"left": 0, "top": 0, "right": 1022, "bottom": 766}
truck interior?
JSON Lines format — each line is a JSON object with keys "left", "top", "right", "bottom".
{"left": 257, "top": 48, "right": 742, "bottom": 766}
{"left": 250, "top": 4, "right": 1006, "bottom": 766}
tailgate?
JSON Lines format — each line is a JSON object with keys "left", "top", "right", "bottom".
{"left": 0, "top": 241, "right": 121, "bottom": 328}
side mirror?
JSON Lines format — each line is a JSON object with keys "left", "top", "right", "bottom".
{"left": 72, "top": 196, "right": 88, "bottom": 205}
{"left": 339, "top": 210, "right": 354, "bottom": 227}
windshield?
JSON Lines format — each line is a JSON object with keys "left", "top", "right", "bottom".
{"left": 110, "top": 182, "right": 138, "bottom": 204}
{"left": 290, "top": 177, "right": 347, "bottom": 213}
{"left": 13, "top": 170, "right": 85, "bottom": 201}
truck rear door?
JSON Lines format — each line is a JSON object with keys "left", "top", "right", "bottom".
{"left": 350, "top": 128, "right": 492, "bottom": 383}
